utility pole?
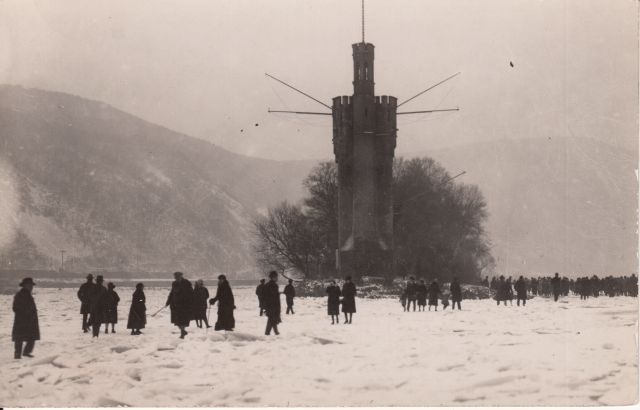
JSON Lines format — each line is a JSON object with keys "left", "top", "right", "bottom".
{"left": 60, "top": 250, "right": 66, "bottom": 271}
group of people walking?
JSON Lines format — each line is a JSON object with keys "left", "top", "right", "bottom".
{"left": 77, "top": 274, "right": 145, "bottom": 336}
{"left": 400, "top": 277, "right": 462, "bottom": 311}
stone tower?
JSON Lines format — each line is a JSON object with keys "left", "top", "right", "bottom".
{"left": 332, "top": 42, "right": 397, "bottom": 279}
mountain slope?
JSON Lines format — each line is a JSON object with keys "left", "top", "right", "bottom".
{"left": 0, "top": 85, "right": 315, "bottom": 275}
{"left": 417, "top": 137, "right": 638, "bottom": 278}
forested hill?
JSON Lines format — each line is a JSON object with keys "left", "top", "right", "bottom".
{"left": 0, "top": 85, "right": 314, "bottom": 276}
{"left": 415, "top": 137, "right": 637, "bottom": 279}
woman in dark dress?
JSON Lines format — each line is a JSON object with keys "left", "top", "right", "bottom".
{"left": 209, "top": 275, "right": 235, "bottom": 331}
{"left": 450, "top": 277, "right": 462, "bottom": 310}
{"left": 427, "top": 279, "right": 442, "bottom": 311}
{"left": 416, "top": 280, "right": 428, "bottom": 311}
{"left": 104, "top": 282, "right": 120, "bottom": 334}
{"left": 341, "top": 276, "right": 357, "bottom": 324}
{"left": 495, "top": 276, "right": 510, "bottom": 306}
{"left": 326, "top": 280, "right": 341, "bottom": 324}
{"left": 127, "top": 283, "right": 146, "bottom": 335}
{"left": 192, "top": 279, "right": 211, "bottom": 328}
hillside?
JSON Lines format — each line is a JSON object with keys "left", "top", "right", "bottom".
{"left": 0, "top": 85, "right": 636, "bottom": 280}
{"left": 417, "top": 137, "right": 638, "bottom": 279}
{"left": 0, "top": 85, "right": 315, "bottom": 276}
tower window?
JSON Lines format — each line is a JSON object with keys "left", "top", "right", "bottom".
{"left": 356, "top": 62, "right": 361, "bottom": 80}
{"left": 365, "top": 62, "right": 369, "bottom": 80}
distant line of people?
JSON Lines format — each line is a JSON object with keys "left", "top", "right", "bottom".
{"left": 400, "top": 276, "right": 462, "bottom": 311}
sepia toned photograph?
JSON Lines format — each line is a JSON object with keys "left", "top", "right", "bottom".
{"left": 0, "top": 0, "right": 638, "bottom": 407}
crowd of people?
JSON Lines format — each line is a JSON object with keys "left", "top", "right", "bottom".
{"left": 399, "top": 277, "right": 462, "bottom": 311}
{"left": 9, "top": 270, "right": 637, "bottom": 359}
{"left": 482, "top": 273, "right": 638, "bottom": 304}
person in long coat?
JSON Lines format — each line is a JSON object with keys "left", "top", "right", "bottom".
{"left": 284, "top": 279, "right": 296, "bottom": 315}
{"left": 91, "top": 275, "right": 108, "bottom": 338}
{"left": 263, "top": 270, "right": 281, "bottom": 335}
{"left": 416, "top": 280, "right": 428, "bottom": 311}
{"left": 326, "top": 280, "right": 341, "bottom": 324}
{"left": 550, "top": 272, "right": 562, "bottom": 302}
{"left": 77, "top": 274, "right": 96, "bottom": 333}
{"left": 127, "top": 283, "right": 146, "bottom": 335}
{"left": 256, "top": 279, "right": 266, "bottom": 316}
{"left": 104, "top": 282, "right": 120, "bottom": 333}
{"left": 192, "top": 279, "right": 211, "bottom": 328}
{"left": 450, "top": 277, "right": 462, "bottom": 310}
{"left": 514, "top": 276, "right": 527, "bottom": 306}
{"left": 341, "top": 276, "right": 357, "bottom": 324}
{"left": 405, "top": 277, "right": 418, "bottom": 312}
{"left": 427, "top": 279, "right": 442, "bottom": 311}
{"left": 209, "top": 275, "right": 235, "bottom": 331}
{"left": 165, "top": 272, "right": 194, "bottom": 339}
{"left": 495, "top": 276, "right": 510, "bottom": 306}
{"left": 13, "top": 278, "right": 40, "bottom": 359}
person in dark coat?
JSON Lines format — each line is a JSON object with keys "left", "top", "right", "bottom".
{"left": 495, "top": 276, "right": 510, "bottom": 306}
{"left": 450, "top": 277, "right": 462, "bottom": 310}
{"left": 104, "top": 282, "right": 120, "bottom": 333}
{"left": 427, "top": 279, "right": 442, "bottom": 311}
{"left": 629, "top": 274, "right": 638, "bottom": 297}
{"left": 91, "top": 275, "right": 108, "bottom": 338}
{"left": 263, "top": 270, "right": 281, "bottom": 335}
{"left": 209, "top": 275, "right": 235, "bottom": 331}
{"left": 256, "top": 279, "right": 266, "bottom": 316}
{"left": 514, "top": 276, "right": 527, "bottom": 306}
{"left": 165, "top": 272, "right": 194, "bottom": 339}
{"left": 326, "top": 280, "right": 341, "bottom": 323}
{"left": 416, "top": 280, "right": 428, "bottom": 311}
{"left": 405, "top": 277, "right": 418, "bottom": 312}
{"left": 341, "top": 276, "right": 357, "bottom": 324}
{"left": 284, "top": 279, "right": 296, "bottom": 315}
{"left": 13, "top": 278, "right": 40, "bottom": 359}
{"left": 550, "top": 272, "right": 562, "bottom": 302}
{"left": 400, "top": 289, "right": 408, "bottom": 312}
{"left": 127, "top": 283, "right": 146, "bottom": 335}
{"left": 77, "top": 274, "right": 96, "bottom": 333}
{"left": 193, "top": 279, "right": 211, "bottom": 328}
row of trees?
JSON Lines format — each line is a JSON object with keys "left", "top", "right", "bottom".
{"left": 253, "top": 157, "right": 495, "bottom": 283}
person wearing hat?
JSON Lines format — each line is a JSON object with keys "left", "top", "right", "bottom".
{"left": 90, "top": 275, "right": 108, "bottom": 337}
{"left": 550, "top": 272, "right": 562, "bottom": 302}
{"left": 165, "top": 272, "right": 194, "bottom": 339}
{"left": 127, "top": 283, "right": 146, "bottom": 335}
{"left": 77, "top": 274, "right": 96, "bottom": 333}
{"left": 209, "top": 275, "right": 235, "bottom": 331}
{"left": 12, "top": 278, "right": 40, "bottom": 359}
{"left": 416, "top": 280, "right": 427, "bottom": 311}
{"left": 255, "top": 279, "right": 266, "bottom": 317}
{"left": 263, "top": 270, "right": 281, "bottom": 335}
{"left": 283, "top": 279, "right": 296, "bottom": 315}
{"left": 104, "top": 282, "right": 120, "bottom": 334}
{"left": 341, "top": 276, "right": 357, "bottom": 324}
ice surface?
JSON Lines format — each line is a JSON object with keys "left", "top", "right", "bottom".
{"left": 0, "top": 287, "right": 637, "bottom": 406}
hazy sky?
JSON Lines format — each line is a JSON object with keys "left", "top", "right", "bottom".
{"left": 1, "top": 0, "right": 637, "bottom": 161}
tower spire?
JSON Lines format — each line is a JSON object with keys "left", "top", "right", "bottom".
{"left": 362, "top": 0, "right": 365, "bottom": 43}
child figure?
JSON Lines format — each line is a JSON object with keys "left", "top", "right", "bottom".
{"left": 441, "top": 291, "right": 450, "bottom": 310}
{"left": 400, "top": 290, "right": 408, "bottom": 312}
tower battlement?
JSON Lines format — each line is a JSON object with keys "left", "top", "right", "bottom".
{"left": 352, "top": 42, "right": 375, "bottom": 54}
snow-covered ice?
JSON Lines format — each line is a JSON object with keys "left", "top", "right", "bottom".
{"left": 0, "top": 287, "right": 637, "bottom": 407}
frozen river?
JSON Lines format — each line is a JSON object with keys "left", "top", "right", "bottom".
{"left": 0, "top": 286, "right": 637, "bottom": 407}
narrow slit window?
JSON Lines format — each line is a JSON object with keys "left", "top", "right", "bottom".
{"left": 364, "top": 62, "right": 369, "bottom": 80}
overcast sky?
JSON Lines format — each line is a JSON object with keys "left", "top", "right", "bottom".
{"left": 0, "top": 0, "right": 637, "bottom": 161}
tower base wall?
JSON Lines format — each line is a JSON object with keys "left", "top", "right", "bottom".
{"left": 339, "top": 246, "right": 394, "bottom": 280}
